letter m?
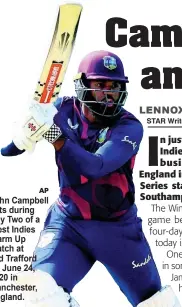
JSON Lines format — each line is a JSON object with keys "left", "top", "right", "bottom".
{"left": 151, "top": 25, "right": 182, "bottom": 47}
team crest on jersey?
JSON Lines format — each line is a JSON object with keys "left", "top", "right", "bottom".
{"left": 103, "top": 56, "right": 117, "bottom": 70}
{"left": 97, "top": 127, "right": 109, "bottom": 143}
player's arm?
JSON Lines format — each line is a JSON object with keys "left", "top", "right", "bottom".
{"left": 57, "top": 119, "right": 143, "bottom": 179}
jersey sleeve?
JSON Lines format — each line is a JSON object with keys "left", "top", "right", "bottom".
{"left": 1, "top": 141, "right": 25, "bottom": 156}
{"left": 54, "top": 96, "right": 72, "bottom": 110}
{"left": 53, "top": 97, "right": 63, "bottom": 110}
{"left": 58, "top": 118, "right": 143, "bottom": 179}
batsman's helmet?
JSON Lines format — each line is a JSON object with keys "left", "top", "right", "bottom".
{"left": 74, "top": 50, "right": 129, "bottom": 118}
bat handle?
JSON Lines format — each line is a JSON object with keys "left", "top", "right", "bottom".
{"left": 1, "top": 141, "right": 25, "bottom": 156}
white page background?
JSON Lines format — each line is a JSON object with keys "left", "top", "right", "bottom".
{"left": 0, "top": 0, "right": 182, "bottom": 306}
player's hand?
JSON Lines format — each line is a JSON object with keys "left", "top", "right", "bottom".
{"left": 22, "top": 100, "right": 59, "bottom": 142}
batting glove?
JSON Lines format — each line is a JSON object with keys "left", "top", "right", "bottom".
{"left": 22, "top": 100, "right": 62, "bottom": 143}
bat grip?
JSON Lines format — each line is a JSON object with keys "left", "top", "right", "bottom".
{"left": 1, "top": 141, "right": 25, "bottom": 156}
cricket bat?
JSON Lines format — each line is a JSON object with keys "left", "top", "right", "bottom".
{"left": 1, "top": 3, "right": 82, "bottom": 156}
{"left": 34, "top": 3, "right": 82, "bottom": 104}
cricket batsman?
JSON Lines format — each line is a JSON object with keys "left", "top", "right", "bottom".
{"left": 1, "top": 50, "right": 181, "bottom": 307}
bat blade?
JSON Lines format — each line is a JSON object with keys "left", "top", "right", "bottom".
{"left": 34, "top": 3, "right": 82, "bottom": 104}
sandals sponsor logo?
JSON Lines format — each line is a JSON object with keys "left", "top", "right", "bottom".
{"left": 121, "top": 135, "right": 137, "bottom": 150}
{"left": 132, "top": 254, "right": 151, "bottom": 269}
